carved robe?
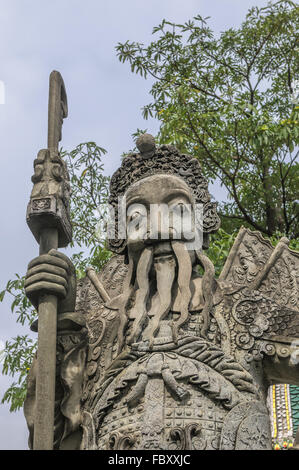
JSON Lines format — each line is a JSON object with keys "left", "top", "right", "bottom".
{"left": 24, "top": 227, "right": 299, "bottom": 450}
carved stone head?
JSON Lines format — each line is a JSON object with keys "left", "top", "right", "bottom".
{"left": 106, "top": 135, "right": 221, "bottom": 347}
{"left": 108, "top": 134, "right": 220, "bottom": 255}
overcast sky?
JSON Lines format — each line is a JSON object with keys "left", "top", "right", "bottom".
{"left": 0, "top": 0, "right": 274, "bottom": 450}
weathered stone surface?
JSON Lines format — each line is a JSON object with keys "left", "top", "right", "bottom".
{"left": 24, "top": 134, "right": 299, "bottom": 450}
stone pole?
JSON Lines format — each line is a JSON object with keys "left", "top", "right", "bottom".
{"left": 26, "top": 71, "right": 72, "bottom": 449}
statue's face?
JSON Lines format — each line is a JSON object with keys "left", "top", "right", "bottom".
{"left": 118, "top": 174, "right": 202, "bottom": 347}
{"left": 124, "top": 174, "right": 195, "bottom": 254}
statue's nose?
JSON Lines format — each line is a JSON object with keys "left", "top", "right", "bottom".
{"left": 144, "top": 227, "right": 177, "bottom": 244}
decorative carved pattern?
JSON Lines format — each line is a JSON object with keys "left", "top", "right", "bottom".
{"left": 31, "top": 197, "right": 52, "bottom": 211}
{"left": 169, "top": 423, "right": 205, "bottom": 450}
{"left": 26, "top": 148, "right": 72, "bottom": 247}
{"left": 233, "top": 292, "right": 299, "bottom": 339}
{"left": 220, "top": 400, "right": 272, "bottom": 450}
{"left": 219, "top": 227, "right": 299, "bottom": 367}
{"left": 108, "top": 431, "right": 136, "bottom": 450}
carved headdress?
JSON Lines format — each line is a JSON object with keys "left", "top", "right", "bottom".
{"left": 108, "top": 134, "right": 220, "bottom": 253}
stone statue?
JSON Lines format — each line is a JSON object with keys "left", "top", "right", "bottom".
{"left": 24, "top": 134, "right": 299, "bottom": 450}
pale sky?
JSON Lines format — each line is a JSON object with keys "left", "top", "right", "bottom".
{"left": 0, "top": 0, "right": 274, "bottom": 449}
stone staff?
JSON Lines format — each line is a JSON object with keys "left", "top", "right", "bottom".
{"left": 26, "top": 71, "right": 72, "bottom": 449}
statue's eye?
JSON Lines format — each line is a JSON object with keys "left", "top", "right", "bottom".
{"left": 172, "top": 202, "right": 189, "bottom": 214}
{"left": 129, "top": 211, "right": 142, "bottom": 221}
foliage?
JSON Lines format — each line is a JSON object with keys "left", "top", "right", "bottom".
{"left": 0, "top": 275, "right": 38, "bottom": 411}
{"left": 116, "top": 0, "right": 299, "bottom": 238}
{"left": 63, "top": 142, "right": 112, "bottom": 277}
{"left": 207, "top": 229, "right": 237, "bottom": 278}
{"left": 0, "top": 334, "right": 37, "bottom": 412}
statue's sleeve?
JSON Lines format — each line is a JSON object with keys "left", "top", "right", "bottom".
{"left": 24, "top": 276, "right": 89, "bottom": 450}
{"left": 217, "top": 227, "right": 299, "bottom": 385}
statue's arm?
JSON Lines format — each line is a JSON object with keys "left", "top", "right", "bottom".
{"left": 24, "top": 250, "right": 88, "bottom": 449}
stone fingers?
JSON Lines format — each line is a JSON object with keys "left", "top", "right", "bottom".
{"left": 25, "top": 251, "right": 70, "bottom": 300}
{"left": 25, "top": 280, "right": 67, "bottom": 299}
{"left": 28, "top": 253, "right": 69, "bottom": 272}
{"left": 25, "top": 272, "right": 68, "bottom": 291}
{"left": 26, "top": 263, "right": 67, "bottom": 279}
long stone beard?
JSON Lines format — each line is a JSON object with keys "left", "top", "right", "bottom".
{"left": 125, "top": 240, "right": 193, "bottom": 349}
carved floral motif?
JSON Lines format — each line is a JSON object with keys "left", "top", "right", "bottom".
{"left": 169, "top": 423, "right": 205, "bottom": 450}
